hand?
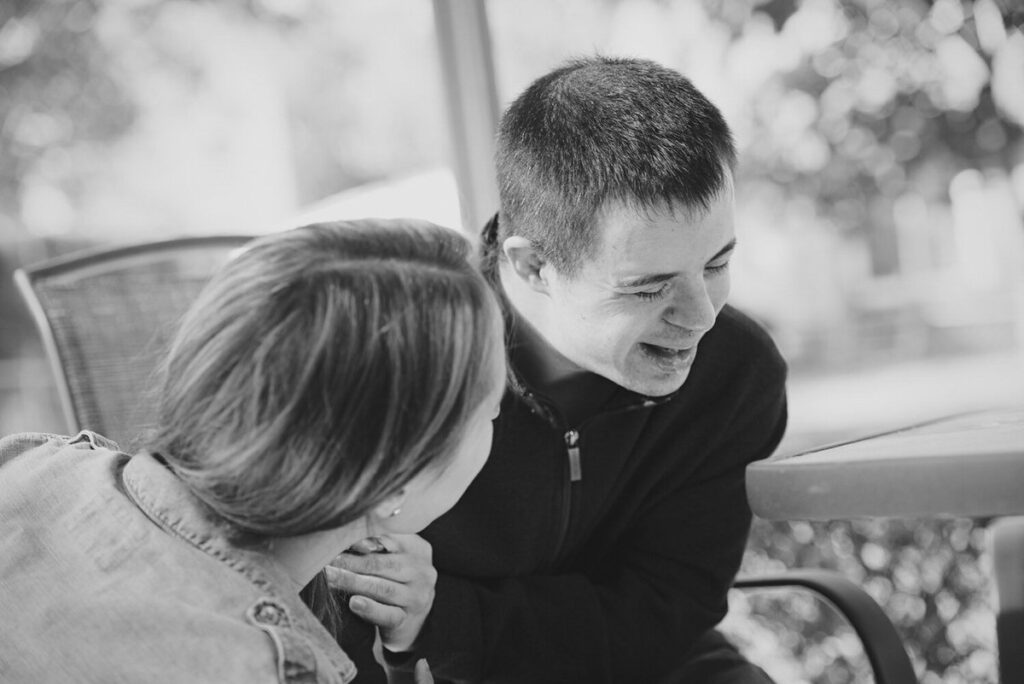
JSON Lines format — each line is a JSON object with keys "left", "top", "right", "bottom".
{"left": 326, "top": 534, "right": 437, "bottom": 652}
{"left": 381, "top": 657, "right": 434, "bottom": 684}
{"left": 414, "top": 659, "right": 433, "bottom": 684}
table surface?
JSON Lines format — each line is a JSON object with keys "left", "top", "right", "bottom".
{"left": 746, "top": 407, "right": 1024, "bottom": 520}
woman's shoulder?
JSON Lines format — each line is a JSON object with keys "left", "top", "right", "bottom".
{"left": 0, "top": 432, "right": 357, "bottom": 684}
{"left": 0, "top": 598, "right": 348, "bottom": 683}
{"left": 0, "top": 431, "right": 128, "bottom": 523}
{"left": 0, "top": 431, "right": 80, "bottom": 467}
{"left": 0, "top": 561, "right": 355, "bottom": 683}
{"left": 0, "top": 521, "right": 356, "bottom": 683}
{"left": 0, "top": 429, "right": 125, "bottom": 471}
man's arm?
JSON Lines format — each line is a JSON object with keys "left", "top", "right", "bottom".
{"left": 411, "top": 473, "right": 753, "bottom": 682}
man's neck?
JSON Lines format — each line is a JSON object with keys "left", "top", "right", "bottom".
{"left": 499, "top": 263, "right": 616, "bottom": 425}
{"left": 499, "top": 262, "right": 580, "bottom": 386}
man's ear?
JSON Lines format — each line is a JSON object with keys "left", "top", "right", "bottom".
{"left": 502, "top": 236, "right": 550, "bottom": 293}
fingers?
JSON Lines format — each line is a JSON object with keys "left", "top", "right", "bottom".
{"left": 333, "top": 550, "right": 419, "bottom": 581}
{"left": 326, "top": 534, "right": 437, "bottom": 652}
{"left": 414, "top": 659, "right": 434, "bottom": 684}
{"left": 329, "top": 566, "right": 435, "bottom": 612}
{"left": 329, "top": 566, "right": 404, "bottom": 603}
{"left": 349, "top": 595, "right": 406, "bottom": 629}
{"left": 324, "top": 565, "right": 380, "bottom": 596}
{"left": 347, "top": 536, "right": 390, "bottom": 555}
{"left": 346, "top": 533, "right": 432, "bottom": 557}
{"left": 324, "top": 564, "right": 379, "bottom": 598}
{"left": 323, "top": 565, "right": 346, "bottom": 591}
{"left": 388, "top": 533, "right": 433, "bottom": 560}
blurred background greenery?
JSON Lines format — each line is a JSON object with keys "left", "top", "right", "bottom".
{"left": 1, "top": 0, "right": 1022, "bottom": 682}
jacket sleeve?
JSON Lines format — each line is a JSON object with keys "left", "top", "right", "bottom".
{"left": 398, "top": 371, "right": 788, "bottom": 684}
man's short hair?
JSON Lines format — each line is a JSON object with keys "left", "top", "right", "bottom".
{"left": 495, "top": 55, "right": 736, "bottom": 276}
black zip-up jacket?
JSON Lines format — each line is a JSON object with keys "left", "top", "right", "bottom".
{"left": 405, "top": 217, "right": 788, "bottom": 683}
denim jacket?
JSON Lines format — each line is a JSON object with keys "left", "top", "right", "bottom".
{"left": 0, "top": 431, "right": 357, "bottom": 684}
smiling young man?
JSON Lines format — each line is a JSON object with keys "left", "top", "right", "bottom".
{"left": 332, "top": 56, "right": 787, "bottom": 684}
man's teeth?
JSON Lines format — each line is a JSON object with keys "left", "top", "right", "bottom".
{"left": 643, "top": 343, "right": 688, "bottom": 356}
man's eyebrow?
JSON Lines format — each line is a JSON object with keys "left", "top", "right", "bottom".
{"left": 614, "top": 239, "right": 738, "bottom": 289}
{"left": 710, "top": 238, "right": 738, "bottom": 261}
{"left": 616, "top": 272, "right": 678, "bottom": 289}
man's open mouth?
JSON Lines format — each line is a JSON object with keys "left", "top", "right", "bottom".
{"left": 639, "top": 342, "right": 695, "bottom": 362}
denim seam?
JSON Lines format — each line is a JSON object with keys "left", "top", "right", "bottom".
{"left": 122, "top": 468, "right": 276, "bottom": 591}
{"left": 122, "top": 465, "right": 356, "bottom": 682}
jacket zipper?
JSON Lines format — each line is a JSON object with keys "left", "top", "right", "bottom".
{"left": 564, "top": 429, "right": 582, "bottom": 482}
{"left": 519, "top": 384, "right": 668, "bottom": 568}
{"left": 549, "top": 399, "right": 663, "bottom": 567}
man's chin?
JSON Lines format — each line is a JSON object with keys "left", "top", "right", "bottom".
{"left": 617, "top": 368, "right": 691, "bottom": 398}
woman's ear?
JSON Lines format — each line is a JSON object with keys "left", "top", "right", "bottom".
{"left": 371, "top": 489, "right": 407, "bottom": 522}
{"left": 501, "top": 237, "right": 549, "bottom": 294}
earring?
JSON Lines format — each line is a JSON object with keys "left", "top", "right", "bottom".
{"left": 389, "top": 507, "right": 402, "bottom": 518}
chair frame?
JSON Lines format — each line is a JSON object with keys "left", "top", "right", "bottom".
{"left": 735, "top": 570, "right": 917, "bottom": 684}
{"left": 13, "top": 235, "right": 254, "bottom": 436}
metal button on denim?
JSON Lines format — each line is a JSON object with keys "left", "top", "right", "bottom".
{"left": 252, "top": 599, "right": 288, "bottom": 626}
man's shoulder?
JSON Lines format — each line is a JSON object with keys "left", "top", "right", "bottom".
{"left": 701, "top": 304, "right": 787, "bottom": 384}
{"left": 711, "top": 305, "right": 781, "bottom": 352}
{"left": 655, "top": 306, "right": 788, "bottom": 471}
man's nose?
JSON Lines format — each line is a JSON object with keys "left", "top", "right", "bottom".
{"left": 661, "top": 279, "right": 716, "bottom": 334}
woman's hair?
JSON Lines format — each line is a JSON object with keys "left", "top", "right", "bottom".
{"left": 147, "top": 219, "right": 503, "bottom": 539}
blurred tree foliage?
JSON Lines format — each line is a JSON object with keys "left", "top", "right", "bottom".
{"left": 0, "top": 0, "right": 295, "bottom": 238}
{"left": 718, "top": 0, "right": 1023, "bottom": 268}
{"left": 0, "top": 0, "right": 131, "bottom": 355}
{"left": 0, "top": 0, "right": 134, "bottom": 235}
{"left": 0, "top": 0, "right": 443, "bottom": 357}
{"left": 0, "top": 0, "right": 444, "bottom": 239}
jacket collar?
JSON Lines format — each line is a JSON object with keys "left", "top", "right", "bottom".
{"left": 121, "top": 452, "right": 357, "bottom": 682}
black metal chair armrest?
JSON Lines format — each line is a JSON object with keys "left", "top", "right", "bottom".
{"left": 734, "top": 569, "right": 916, "bottom": 684}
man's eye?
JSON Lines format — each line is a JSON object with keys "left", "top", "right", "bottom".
{"left": 705, "top": 261, "right": 730, "bottom": 275}
{"left": 634, "top": 284, "right": 670, "bottom": 301}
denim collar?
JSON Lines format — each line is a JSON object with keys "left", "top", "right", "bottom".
{"left": 122, "top": 452, "right": 357, "bottom": 683}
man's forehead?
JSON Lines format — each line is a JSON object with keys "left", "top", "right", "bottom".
{"left": 571, "top": 196, "right": 733, "bottom": 281}
{"left": 591, "top": 168, "right": 735, "bottom": 224}
{"left": 594, "top": 197, "right": 706, "bottom": 229}
{"left": 593, "top": 196, "right": 731, "bottom": 247}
